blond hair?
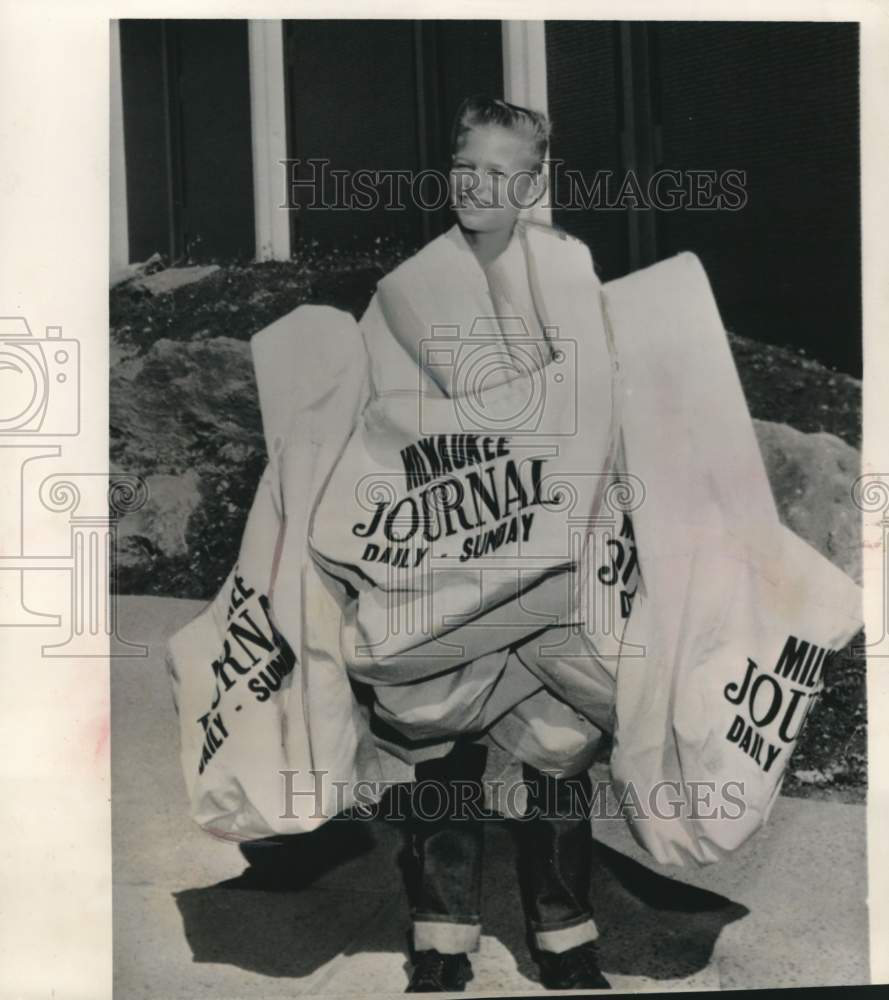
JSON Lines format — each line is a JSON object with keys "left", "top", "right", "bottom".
{"left": 451, "top": 94, "right": 551, "bottom": 172}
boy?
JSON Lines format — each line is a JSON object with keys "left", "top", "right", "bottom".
{"left": 374, "top": 95, "right": 612, "bottom": 993}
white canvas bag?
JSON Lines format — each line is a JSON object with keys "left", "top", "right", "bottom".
{"left": 166, "top": 307, "right": 407, "bottom": 840}
{"left": 602, "top": 253, "right": 862, "bottom": 865}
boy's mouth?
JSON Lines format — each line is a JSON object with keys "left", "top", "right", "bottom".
{"left": 456, "top": 200, "right": 496, "bottom": 211}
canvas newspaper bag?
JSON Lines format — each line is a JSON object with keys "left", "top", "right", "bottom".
{"left": 600, "top": 253, "right": 862, "bottom": 865}
{"left": 167, "top": 248, "right": 861, "bottom": 864}
{"left": 165, "top": 307, "right": 406, "bottom": 840}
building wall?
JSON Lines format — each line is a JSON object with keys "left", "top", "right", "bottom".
{"left": 119, "top": 21, "right": 170, "bottom": 262}
{"left": 546, "top": 21, "right": 626, "bottom": 280}
{"left": 652, "top": 22, "right": 860, "bottom": 375}
{"left": 546, "top": 20, "right": 860, "bottom": 375}
{"left": 284, "top": 19, "right": 502, "bottom": 249}
{"left": 116, "top": 19, "right": 860, "bottom": 374}
{"left": 119, "top": 19, "right": 255, "bottom": 262}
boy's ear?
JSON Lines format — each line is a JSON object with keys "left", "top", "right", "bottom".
{"left": 521, "top": 170, "right": 548, "bottom": 209}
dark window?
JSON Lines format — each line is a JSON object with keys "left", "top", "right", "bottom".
{"left": 284, "top": 20, "right": 502, "bottom": 250}
{"left": 546, "top": 21, "right": 627, "bottom": 281}
{"left": 120, "top": 20, "right": 255, "bottom": 263}
{"left": 653, "top": 22, "right": 860, "bottom": 375}
{"left": 545, "top": 20, "right": 860, "bottom": 375}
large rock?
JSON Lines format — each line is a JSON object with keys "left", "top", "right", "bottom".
{"left": 131, "top": 264, "right": 221, "bottom": 296}
{"left": 110, "top": 337, "right": 862, "bottom": 597}
{"left": 116, "top": 469, "right": 201, "bottom": 565}
{"left": 111, "top": 336, "right": 263, "bottom": 475}
{"left": 752, "top": 419, "right": 861, "bottom": 584}
{"left": 111, "top": 337, "right": 266, "bottom": 597}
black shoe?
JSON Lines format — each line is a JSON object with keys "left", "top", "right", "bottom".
{"left": 538, "top": 941, "right": 611, "bottom": 990}
{"left": 405, "top": 949, "right": 473, "bottom": 992}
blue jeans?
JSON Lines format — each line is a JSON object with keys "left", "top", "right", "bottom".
{"left": 403, "top": 739, "right": 599, "bottom": 955}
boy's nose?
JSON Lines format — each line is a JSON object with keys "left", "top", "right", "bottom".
{"left": 471, "top": 174, "right": 498, "bottom": 205}
{"left": 453, "top": 170, "right": 505, "bottom": 208}
{"left": 457, "top": 184, "right": 482, "bottom": 207}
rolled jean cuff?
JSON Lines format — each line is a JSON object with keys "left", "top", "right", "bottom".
{"left": 532, "top": 916, "right": 599, "bottom": 954}
{"left": 412, "top": 916, "right": 482, "bottom": 954}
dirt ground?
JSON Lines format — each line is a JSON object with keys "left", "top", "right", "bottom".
{"left": 110, "top": 247, "right": 866, "bottom": 803}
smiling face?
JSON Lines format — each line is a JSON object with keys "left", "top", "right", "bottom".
{"left": 449, "top": 124, "right": 544, "bottom": 235}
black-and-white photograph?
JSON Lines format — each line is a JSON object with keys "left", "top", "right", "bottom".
{"left": 105, "top": 15, "right": 871, "bottom": 997}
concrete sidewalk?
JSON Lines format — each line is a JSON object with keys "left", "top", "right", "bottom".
{"left": 112, "top": 597, "right": 869, "bottom": 998}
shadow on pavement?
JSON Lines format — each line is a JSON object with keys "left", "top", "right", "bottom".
{"left": 174, "top": 819, "right": 384, "bottom": 978}
{"left": 591, "top": 841, "right": 749, "bottom": 979}
{"left": 174, "top": 816, "right": 748, "bottom": 985}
